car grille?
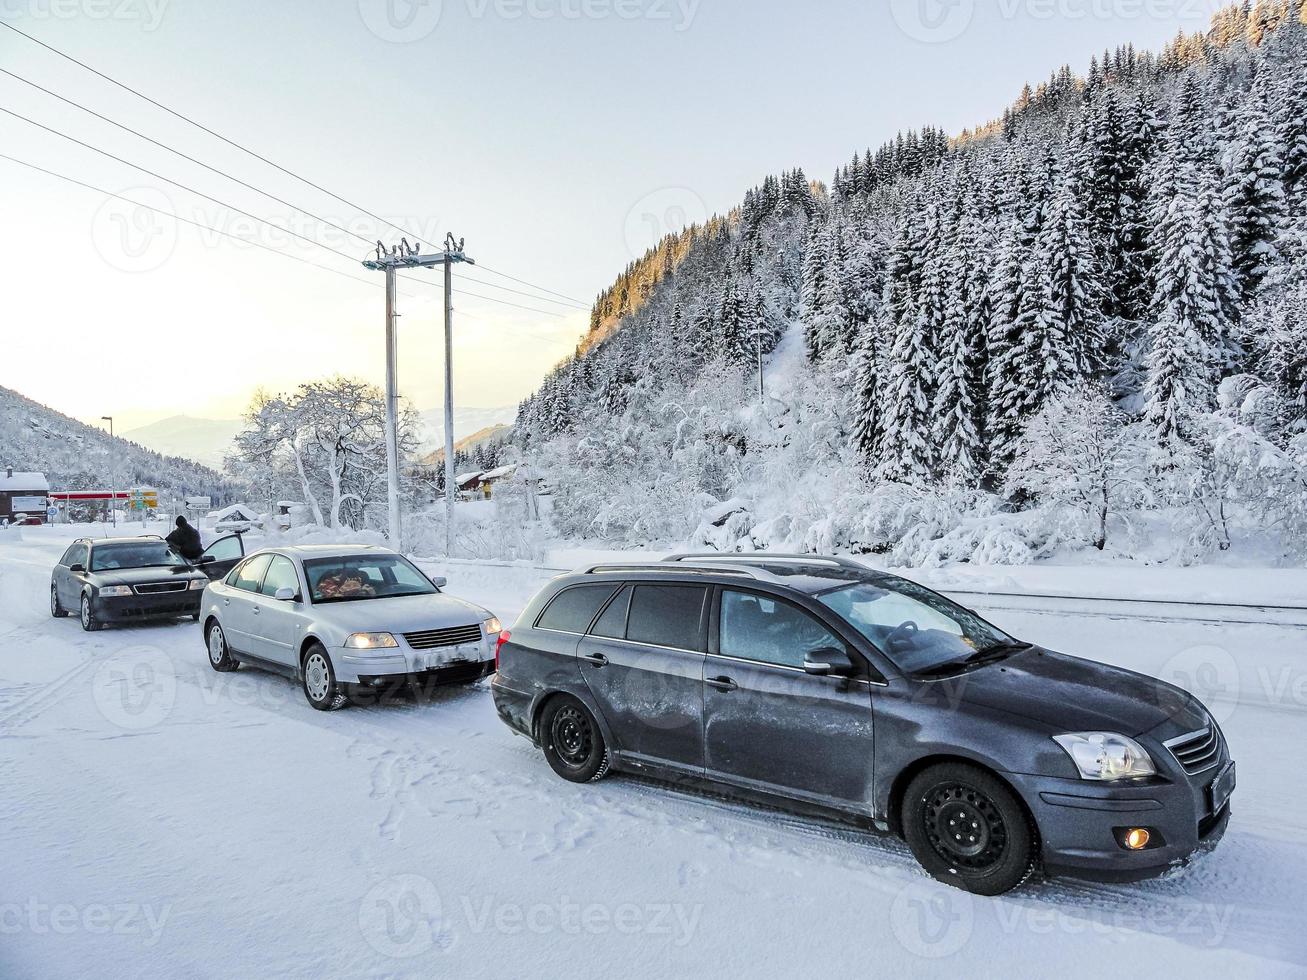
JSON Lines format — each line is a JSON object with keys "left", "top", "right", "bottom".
{"left": 134, "top": 582, "right": 188, "bottom": 595}
{"left": 403, "top": 624, "right": 484, "bottom": 650}
{"left": 1165, "top": 727, "right": 1223, "bottom": 775}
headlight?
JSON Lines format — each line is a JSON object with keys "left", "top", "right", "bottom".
{"left": 99, "top": 586, "right": 132, "bottom": 597}
{"left": 482, "top": 617, "right": 502, "bottom": 635}
{"left": 188, "top": 579, "right": 206, "bottom": 591}
{"left": 1053, "top": 733, "right": 1156, "bottom": 780}
{"left": 344, "top": 632, "right": 399, "bottom": 650}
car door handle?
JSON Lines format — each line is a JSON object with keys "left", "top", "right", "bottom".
{"left": 706, "top": 676, "right": 737, "bottom": 692}
{"left": 580, "top": 653, "right": 609, "bottom": 667}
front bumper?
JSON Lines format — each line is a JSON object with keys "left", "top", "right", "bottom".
{"left": 1006, "top": 761, "right": 1233, "bottom": 882}
{"left": 94, "top": 591, "right": 201, "bottom": 623}
{"left": 337, "top": 650, "right": 495, "bottom": 687}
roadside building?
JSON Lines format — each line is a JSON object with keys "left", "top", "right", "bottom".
{"left": 0, "top": 469, "right": 50, "bottom": 524}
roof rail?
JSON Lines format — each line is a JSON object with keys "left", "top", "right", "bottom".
{"left": 663, "top": 552, "right": 870, "bottom": 571}
{"left": 584, "top": 562, "right": 760, "bottom": 579}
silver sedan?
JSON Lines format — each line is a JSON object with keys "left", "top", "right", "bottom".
{"left": 200, "top": 544, "right": 502, "bottom": 710}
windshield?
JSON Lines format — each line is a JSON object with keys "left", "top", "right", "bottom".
{"left": 816, "top": 578, "right": 1015, "bottom": 676}
{"left": 303, "top": 555, "right": 437, "bottom": 604}
{"left": 90, "top": 542, "right": 189, "bottom": 572}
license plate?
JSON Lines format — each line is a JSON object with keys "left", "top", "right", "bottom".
{"left": 1209, "top": 760, "right": 1236, "bottom": 814}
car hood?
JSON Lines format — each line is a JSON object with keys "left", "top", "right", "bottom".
{"left": 954, "top": 647, "right": 1206, "bottom": 737}
{"left": 311, "top": 593, "right": 491, "bottom": 633}
{"left": 92, "top": 566, "right": 206, "bottom": 586}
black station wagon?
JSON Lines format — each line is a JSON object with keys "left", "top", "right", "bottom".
{"left": 491, "top": 554, "right": 1233, "bottom": 894}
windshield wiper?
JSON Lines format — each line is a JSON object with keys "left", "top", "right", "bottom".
{"left": 913, "top": 641, "right": 1032, "bottom": 679}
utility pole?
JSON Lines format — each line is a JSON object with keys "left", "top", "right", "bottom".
{"left": 363, "top": 234, "right": 473, "bottom": 557}
{"left": 101, "top": 415, "right": 116, "bottom": 527}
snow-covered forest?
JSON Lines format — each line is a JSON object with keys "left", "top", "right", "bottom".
{"left": 514, "top": 1, "right": 1307, "bottom": 566}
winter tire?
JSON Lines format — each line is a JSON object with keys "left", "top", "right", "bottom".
{"left": 302, "top": 644, "right": 347, "bottom": 711}
{"left": 902, "top": 762, "right": 1037, "bottom": 896}
{"left": 540, "top": 695, "right": 610, "bottom": 783}
{"left": 50, "top": 584, "right": 68, "bottom": 618}
{"left": 80, "top": 593, "right": 102, "bottom": 632}
{"left": 207, "top": 621, "right": 238, "bottom": 672}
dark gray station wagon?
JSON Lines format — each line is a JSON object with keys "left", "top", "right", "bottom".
{"left": 491, "top": 555, "right": 1233, "bottom": 894}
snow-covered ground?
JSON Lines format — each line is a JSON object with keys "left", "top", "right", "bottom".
{"left": 2, "top": 524, "right": 1305, "bottom": 977}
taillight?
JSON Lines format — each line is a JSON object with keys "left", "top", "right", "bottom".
{"left": 495, "top": 630, "right": 511, "bottom": 670}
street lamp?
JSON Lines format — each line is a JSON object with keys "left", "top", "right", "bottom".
{"left": 101, "top": 416, "right": 116, "bottom": 528}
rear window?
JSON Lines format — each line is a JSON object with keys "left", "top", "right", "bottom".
{"left": 627, "top": 585, "right": 706, "bottom": 651}
{"left": 536, "top": 585, "right": 619, "bottom": 633}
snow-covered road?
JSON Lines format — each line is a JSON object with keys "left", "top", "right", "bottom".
{"left": 1, "top": 527, "right": 1304, "bottom": 978}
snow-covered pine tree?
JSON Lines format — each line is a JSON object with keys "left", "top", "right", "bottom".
{"left": 799, "top": 219, "right": 829, "bottom": 361}
{"left": 1146, "top": 164, "right": 1235, "bottom": 441}
{"left": 1222, "top": 64, "right": 1287, "bottom": 297}
{"left": 932, "top": 187, "right": 991, "bottom": 485}
{"left": 876, "top": 212, "right": 937, "bottom": 484}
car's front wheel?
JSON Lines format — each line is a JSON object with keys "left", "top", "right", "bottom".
{"left": 50, "top": 584, "right": 68, "bottom": 618}
{"left": 540, "top": 695, "right": 610, "bottom": 783}
{"left": 902, "top": 762, "right": 1037, "bottom": 896}
{"left": 207, "top": 621, "right": 238, "bottom": 672}
{"left": 80, "top": 593, "right": 102, "bottom": 632}
{"left": 302, "top": 644, "right": 347, "bottom": 711}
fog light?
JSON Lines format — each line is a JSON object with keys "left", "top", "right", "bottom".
{"left": 1123, "top": 828, "right": 1150, "bottom": 851}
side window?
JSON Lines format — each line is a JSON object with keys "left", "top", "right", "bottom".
{"left": 260, "top": 556, "right": 300, "bottom": 597}
{"left": 228, "top": 554, "right": 272, "bottom": 593}
{"left": 719, "top": 590, "right": 846, "bottom": 670}
{"left": 69, "top": 544, "right": 88, "bottom": 568}
{"left": 59, "top": 545, "right": 76, "bottom": 566}
{"left": 626, "top": 585, "right": 706, "bottom": 651}
{"left": 203, "top": 535, "right": 244, "bottom": 564}
{"left": 590, "top": 586, "right": 632, "bottom": 639}
{"left": 536, "top": 585, "right": 620, "bottom": 634}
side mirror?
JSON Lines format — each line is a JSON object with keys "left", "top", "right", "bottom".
{"left": 274, "top": 587, "right": 297, "bottom": 602}
{"left": 69, "top": 563, "right": 85, "bottom": 573}
{"left": 803, "top": 647, "right": 855, "bottom": 678}
{"left": 429, "top": 575, "right": 448, "bottom": 590}
{"left": 195, "top": 555, "right": 215, "bottom": 565}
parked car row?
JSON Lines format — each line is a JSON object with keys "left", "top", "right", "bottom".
{"left": 49, "top": 543, "right": 1233, "bottom": 896}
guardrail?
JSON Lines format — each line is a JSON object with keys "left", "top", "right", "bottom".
{"left": 411, "top": 555, "right": 1307, "bottom": 629}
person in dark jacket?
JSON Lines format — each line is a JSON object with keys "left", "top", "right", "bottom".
{"left": 166, "top": 516, "right": 204, "bottom": 560}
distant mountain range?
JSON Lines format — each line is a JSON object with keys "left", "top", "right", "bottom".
{"left": 123, "top": 405, "right": 519, "bottom": 470}
{"left": 0, "top": 386, "right": 235, "bottom": 502}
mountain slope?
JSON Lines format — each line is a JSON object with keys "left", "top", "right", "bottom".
{"left": 122, "top": 416, "right": 243, "bottom": 470}
{"left": 0, "top": 386, "right": 237, "bottom": 503}
{"left": 513, "top": 3, "right": 1307, "bottom": 563}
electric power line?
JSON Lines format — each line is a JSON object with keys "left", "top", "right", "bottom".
{"left": 0, "top": 20, "right": 594, "bottom": 312}
{"left": 0, "top": 150, "right": 575, "bottom": 329}
{"left": 0, "top": 66, "right": 377, "bottom": 250}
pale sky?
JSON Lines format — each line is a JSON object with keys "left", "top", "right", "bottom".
{"left": 0, "top": 0, "right": 1225, "bottom": 431}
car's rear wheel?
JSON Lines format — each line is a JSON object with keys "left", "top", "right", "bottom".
{"left": 540, "top": 695, "right": 610, "bottom": 783}
{"left": 80, "top": 593, "right": 102, "bottom": 632}
{"left": 207, "top": 621, "right": 238, "bottom": 672}
{"left": 902, "top": 762, "right": 1036, "bottom": 896}
{"left": 302, "top": 644, "right": 347, "bottom": 711}
{"left": 50, "top": 584, "right": 68, "bottom": 618}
